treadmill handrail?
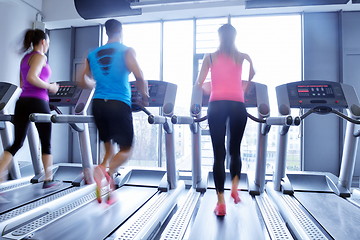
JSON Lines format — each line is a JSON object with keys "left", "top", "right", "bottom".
{"left": 50, "top": 114, "right": 95, "bottom": 123}
{"left": 30, "top": 113, "right": 84, "bottom": 132}
{"left": 29, "top": 113, "right": 52, "bottom": 123}
{"left": 148, "top": 115, "right": 167, "bottom": 124}
{"left": 171, "top": 113, "right": 292, "bottom": 126}
{"left": 171, "top": 115, "right": 208, "bottom": 124}
{"left": 298, "top": 107, "right": 360, "bottom": 124}
{"left": 0, "top": 114, "right": 14, "bottom": 122}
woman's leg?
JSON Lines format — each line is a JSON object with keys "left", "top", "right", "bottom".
{"left": 0, "top": 151, "right": 13, "bottom": 182}
{"left": 228, "top": 102, "right": 247, "bottom": 202}
{"left": 1, "top": 98, "right": 31, "bottom": 182}
{"left": 36, "top": 122, "right": 53, "bottom": 181}
{"left": 208, "top": 101, "right": 228, "bottom": 206}
{"left": 34, "top": 98, "right": 53, "bottom": 182}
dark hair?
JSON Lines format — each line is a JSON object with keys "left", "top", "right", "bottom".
{"left": 105, "top": 19, "right": 122, "bottom": 38}
{"left": 218, "top": 24, "right": 237, "bottom": 39}
{"left": 218, "top": 24, "right": 237, "bottom": 53}
{"left": 22, "top": 29, "right": 47, "bottom": 52}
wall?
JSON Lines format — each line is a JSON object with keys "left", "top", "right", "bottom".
{"left": 341, "top": 11, "right": 360, "bottom": 177}
{"left": 47, "top": 29, "right": 72, "bottom": 164}
{"left": 302, "top": 12, "right": 342, "bottom": 175}
{"left": 71, "top": 26, "right": 101, "bottom": 164}
{"left": 0, "top": 1, "right": 42, "bottom": 166}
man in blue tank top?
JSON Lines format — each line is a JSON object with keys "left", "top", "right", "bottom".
{"left": 78, "top": 19, "right": 148, "bottom": 204}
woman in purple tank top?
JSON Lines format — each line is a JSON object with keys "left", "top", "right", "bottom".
{"left": 196, "top": 24, "right": 255, "bottom": 216}
{"left": 0, "top": 29, "right": 60, "bottom": 198}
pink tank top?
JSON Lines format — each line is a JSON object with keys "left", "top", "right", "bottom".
{"left": 20, "top": 51, "right": 51, "bottom": 101}
{"left": 209, "top": 53, "right": 244, "bottom": 102}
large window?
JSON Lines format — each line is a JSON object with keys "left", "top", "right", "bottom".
{"left": 195, "top": 15, "right": 302, "bottom": 172}
{"left": 101, "top": 15, "right": 302, "bottom": 172}
{"left": 162, "top": 20, "right": 194, "bottom": 168}
{"left": 232, "top": 15, "right": 302, "bottom": 172}
{"left": 123, "top": 22, "right": 162, "bottom": 167}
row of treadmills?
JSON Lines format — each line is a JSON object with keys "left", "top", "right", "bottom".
{"left": 0, "top": 79, "right": 359, "bottom": 240}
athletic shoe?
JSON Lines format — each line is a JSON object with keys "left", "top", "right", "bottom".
{"left": 231, "top": 190, "right": 241, "bottom": 204}
{"left": 106, "top": 190, "right": 116, "bottom": 205}
{"left": 94, "top": 165, "right": 116, "bottom": 204}
{"left": 105, "top": 173, "right": 116, "bottom": 205}
{"left": 93, "top": 165, "right": 106, "bottom": 203}
{"left": 214, "top": 203, "right": 226, "bottom": 216}
{"left": 42, "top": 180, "right": 62, "bottom": 189}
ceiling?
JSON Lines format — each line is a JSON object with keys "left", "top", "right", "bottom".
{"left": 36, "top": 0, "right": 360, "bottom": 29}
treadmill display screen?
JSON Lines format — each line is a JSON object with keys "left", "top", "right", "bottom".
{"left": 297, "top": 85, "right": 334, "bottom": 98}
{"left": 282, "top": 81, "right": 348, "bottom": 108}
{"left": 53, "top": 85, "right": 76, "bottom": 97}
{"left": 131, "top": 81, "right": 165, "bottom": 107}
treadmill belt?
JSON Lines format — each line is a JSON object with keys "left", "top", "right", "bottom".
{"left": 188, "top": 189, "right": 267, "bottom": 240}
{"left": 26, "top": 186, "right": 158, "bottom": 240}
{"left": 0, "top": 182, "right": 72, "bottom": 213}
{"left": 295, "top": 192, "right": 360, "bottom": 240}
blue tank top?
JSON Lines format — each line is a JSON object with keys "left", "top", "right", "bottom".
{"left": 87, "top": 42, "right": 131, "bottom": 106}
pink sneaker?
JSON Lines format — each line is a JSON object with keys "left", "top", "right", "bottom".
{"left": 231, "top": 190, "right": 241, "bottom": 204}
{"left": 106, "top": 190, "right": 116, "bottom": 205}
{"left": 105, "top": 173, "right": 116, "bottom": 205}
{"left": 214, "top": 203, "right": 226, "bottom": 216}
{"left": 93, "top": 165, "right": 106, "bottom": 203}
{"left": 94, "top": 165, "right": 115, "bottom": 204}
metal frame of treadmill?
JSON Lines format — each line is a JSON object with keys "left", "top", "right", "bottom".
{"left": 9, "top": 80, "right": 185, "bottom": 240}
{"left": 161, "top": 81, "right": 293, "bottom": 240}
{"left": 268, "top": 80, "right": 360, "bottom": 240}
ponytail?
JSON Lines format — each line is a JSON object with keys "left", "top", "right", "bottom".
{"left": 22, "top": 29, "right": 47, "bottom": 53}
{"left": 218, "top": 24, "right": 237, "bottom": 54}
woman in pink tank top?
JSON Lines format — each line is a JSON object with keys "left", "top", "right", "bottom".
{"left": 0, "top": 29, "right": 60, "bottom": 200}
{"left": 196, "top": 24, "right": 255, "bottom": 216}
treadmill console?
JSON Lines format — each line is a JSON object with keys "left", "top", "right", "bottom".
{"left": 130, "top": 80, "right": 177, "bottom": 115}
{"left": 282, "top": 81, "right": 347, "bottom": 108}
{"left": 48, "top": 81, "right": 93, "bottom": 114}
{"left": 0, "top": 82, "right": 19, "bottom": 112}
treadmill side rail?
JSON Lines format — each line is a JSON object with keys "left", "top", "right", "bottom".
{"left": 109, "top": 181, "right": 185, "bottom": 240}
{"left": 266, "top": 183, "right": 331, "bottom": 240}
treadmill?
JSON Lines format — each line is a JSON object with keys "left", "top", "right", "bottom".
{"left": 0, "top": 81, "right": 97, "bottom": 239}
{"left": 163, "top": 81, "right": 293, "bottom": 239}
{"left": 5, "top": 80, "right": 185, "bottom": 240}
{"left": 0, "top": 82, "right": 37, "bottom": 190}
{"left": 267, "top": 80, "right": 360, "bottom": 240}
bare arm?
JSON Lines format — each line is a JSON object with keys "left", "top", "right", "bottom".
{"left": 243, "top": 53, "right": 255, "bottom": 81}
{"left": 239, "top": 53, "right": 255, "bottom": 93}
{"left": 125, "top": 48, "right": 149, "bottom": 105}
{"left": 195, "top": 54, "right": 211, "bottom": 87}
{"left": 77, "top": 58, "right": 96, "bottom": 89}
{"left": 19, "top": 72, "right": 23, "bottom": 88}
{"left": 27, "top": 53, "right": 59, "bottom": 93}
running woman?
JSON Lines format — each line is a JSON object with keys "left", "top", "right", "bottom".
{"left": 195, "top": 24, "right": 255, "bottom": 216}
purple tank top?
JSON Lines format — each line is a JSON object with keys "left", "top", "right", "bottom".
{"left": 20, "top": 51, "right": 51, "bottom": 101}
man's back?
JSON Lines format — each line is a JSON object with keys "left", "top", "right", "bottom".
{"left": 88, "top": 42, "right": 131, "bottom": 106}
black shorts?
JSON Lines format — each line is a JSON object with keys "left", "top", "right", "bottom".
{"left": 92, "top": 99, "right": 134, "bottom": 148}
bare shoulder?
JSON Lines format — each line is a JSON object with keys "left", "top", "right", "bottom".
{"left": 205, "top": 51, "right": 219, "bottom": 64}
{"left": 29, "top": 52, "right": 46, "bottom": 66}
{"left": 238, "top": 51, "right": 251, "bottom": 61}
{"left": 126, "top": 47, "right": 136, "bottom": 56}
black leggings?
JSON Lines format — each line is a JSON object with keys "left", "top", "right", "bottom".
{"left": 6, "top": 97, "right": 52, "bottom": 156}
{"left": 208, "top": 101, "right": 247, "bottom": 194}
